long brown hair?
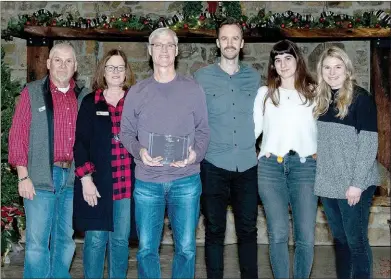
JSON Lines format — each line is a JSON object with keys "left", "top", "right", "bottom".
{"left": 92, "top": 49, "right": 136, "bottom": 91}
{"left": 264, "top": 40, "right": 316, "bottom": 112}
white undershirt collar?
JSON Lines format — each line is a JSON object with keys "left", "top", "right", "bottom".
{"left": 57, "top": 85, "right": 70, "bottom": 93}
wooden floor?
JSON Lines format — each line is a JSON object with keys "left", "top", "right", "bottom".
{"left": 2, "top": 244, "right": 390, "bottom": 278}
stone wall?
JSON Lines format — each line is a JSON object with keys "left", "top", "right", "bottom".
{"left": 2, "top": 1, "right": 391, "bottom": 87}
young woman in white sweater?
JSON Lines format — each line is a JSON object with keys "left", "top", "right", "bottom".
{"left": 254, "top": 39, "right": 318, "bottom": 279}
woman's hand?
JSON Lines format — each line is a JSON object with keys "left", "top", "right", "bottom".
{"left": 345, "top": 186, "right": 362, "bottom": 206}
{"left": 81, "top": 175, "right": 101, "bottom": 207}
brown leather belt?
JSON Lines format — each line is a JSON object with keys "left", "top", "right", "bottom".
{"left": 53, "top": 161, "right": 72, "bottom": 169}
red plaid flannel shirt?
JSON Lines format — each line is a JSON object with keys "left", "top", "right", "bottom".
{"left": 75, "top": 89, "right": 132, "bottom": 200}
{"left": 8, "top": 79, "right": 78, "bottom": 167}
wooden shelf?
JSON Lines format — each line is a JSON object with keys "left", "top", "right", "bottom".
{"left": 19, "top": 26, "right": 391, "bottom": 42}
{"left": 279, "top": 27, "right": 391, "bottom": 38}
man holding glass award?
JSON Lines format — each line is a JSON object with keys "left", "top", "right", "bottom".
{"left": 120, "top": 27, "right": 210, "bottom": 279}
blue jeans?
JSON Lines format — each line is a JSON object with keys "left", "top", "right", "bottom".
{"left": 23, "top": 166, "right": 75, "bottom": 279}
{"left": 258, "top": 153, "right": 318, "bottom": 279}
{"left": 83, "top": 198, "right": 131, "bottom": 279}
{"left": 134, "top": 174, "right": 201, "bottom": 279}
{"left": 321, "top": 186, "right": 376, "bottom": 279}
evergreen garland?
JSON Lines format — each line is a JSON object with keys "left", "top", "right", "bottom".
{"left": 183, "top": 1, "right": 203, "bottom": 20}
{"left": 2, "top": 5, "right": 390, "bottom": 41}
{"left": 1, "top": 47, "right": 21, "bottom": 205}
{"left": 222, "top": 1, "right": 242, "bottom": 20}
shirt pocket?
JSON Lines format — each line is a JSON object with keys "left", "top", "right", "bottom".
{"left": 205, "top": 90, "right": 228, "bottom": 116}
{"left": 237, "top": 90, "right": 256, "bottom": 115}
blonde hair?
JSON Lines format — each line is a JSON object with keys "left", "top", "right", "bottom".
{"left": 314, "top": 46, "right": 356, "bottom": 119}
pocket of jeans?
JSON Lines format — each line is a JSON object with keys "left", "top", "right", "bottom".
{"left": 308, "top": 154, "right": 317, "bottom": 161}
{"left": 133, "top": 179, "right": 146, "bottom": 196}
{"left": 257, "top": 156, "right": 283, "bottom": 184}
{"left": 306, "top": 156, "right": 317, "bottom": 165}
{"left": 259, "top": 154, "right": 276, "bottom": 162}
{"left": 259, "top": 155, "right": 268, "bottom": 161}
{"left": 258, "top": 155, "right": 279, "bottom": 170}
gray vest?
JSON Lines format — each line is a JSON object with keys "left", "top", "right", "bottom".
{"left": 27, "top": 76, "right": 89, "bottom": 191}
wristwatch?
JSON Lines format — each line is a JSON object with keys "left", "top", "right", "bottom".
{"left": 18, "top": 176, "right": 30, "bottom": 182}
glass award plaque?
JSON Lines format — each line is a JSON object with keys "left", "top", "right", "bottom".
{"left": 148, "top": 133, "right": 189, "bottom": 164}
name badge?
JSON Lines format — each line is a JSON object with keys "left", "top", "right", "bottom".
{"left": 38, "top": 106, "right": 46, "bottom": 112}
{"left": 96, "top": 111, "right": 109, "bottom": 116}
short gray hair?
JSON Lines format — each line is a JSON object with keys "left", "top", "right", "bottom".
{"left": 148, "top": 27, "right": 178, "bottom": 45}
{"left": 49, "top": 43, "right": 76, "bottom": 61}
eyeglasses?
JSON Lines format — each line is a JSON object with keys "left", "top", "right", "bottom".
{"left": 150, "top": 43, "right": 177, "bottom": 50}
{"left": 105, "top": 65, "right": 126, "bottom": 73}
{"left": 52, "top": 58, "right": 75, "bottom": 67}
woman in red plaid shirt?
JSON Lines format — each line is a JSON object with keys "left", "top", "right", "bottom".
{"left": 73, "top": 49, "right": 136, "bottom": 279}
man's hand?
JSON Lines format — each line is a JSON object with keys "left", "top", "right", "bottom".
{"left": 345, "top": 186, "right": 362, "bottom": 206}
{"left": 170, "top": 146, "right": 197, "bottom": 168}
{"left": 81, "top": 176, "right": 101, "bottom": 207}
{"left": 18, "top": 178, "right": 36, "bottom": 200}
{"left": 140, "top": 148, "right": 163, "bottom": 167}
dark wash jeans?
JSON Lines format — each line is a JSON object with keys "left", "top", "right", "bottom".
{"left": 321, "top": 185, "right": 377, "bottom": 279}
{"left": 201, "top": 160, "right": 259, "bottom": 279}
